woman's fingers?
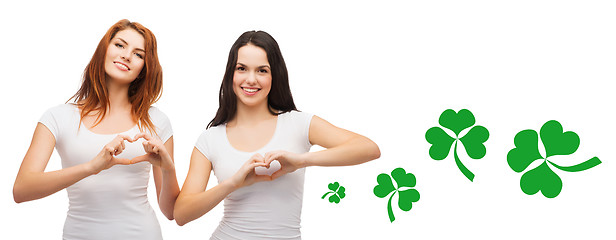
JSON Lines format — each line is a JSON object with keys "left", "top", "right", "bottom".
{"left": 253, "top": 174, "right": 272, "bottom": 183}
{"left": 133, "top": 132, "right": 153, "bottom": 142}
{"left": 264, "top": 151, "right": 284, "bottom": 166}
{"left": 110, "top": 134, "right": 133, "bottom": 156}
{"left": 252, "top": 161, "right": 268, "bottom": 168}
{"left": 270, "top": 169, "right": 287, "bottom": 180}
{"left": 250, "top": 153, "right": 264, "bottom": 162}
{"left": 129, "top": 155, "right": 150, "bottom": 164}
{"left": 152, "top": 145, "right": 159, "bottom": 154}
{"left": 104, "top": 146, "right": 115, "bottom": 156}
{"left": 113, "top": 157, "right": 134, "bottom": 165}
{"left": 118, "top": 139, "right": 126, "bottom": 155}
{"left": 142, "top": 141, "right": 150, "bottom": 152}
{"left": 142, "top": 141, "right": 161, "bottom": 155}
{"left": 117, "top": 134, "right": 134, "bottom": 143}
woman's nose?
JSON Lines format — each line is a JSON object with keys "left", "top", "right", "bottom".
{"left": 245, "top": 72, "right": 257, "bottom": 84}
{"left": 121, "top": 50, "right": 131, "bottom": 62}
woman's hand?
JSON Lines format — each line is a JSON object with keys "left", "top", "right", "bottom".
{"left": 227, "top": 154, "right": 272, "bottom": 189}
{"left": 131, "top": 132, "right": 174, "bottom": 171}
{"left": 264, "top": 150, "right": 308, "bottom": 180}
{"left": 87, "top": 134, "right": 135, "bottom": 174}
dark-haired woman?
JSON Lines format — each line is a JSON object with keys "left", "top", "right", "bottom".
{"left": 174, "top": 31, "right": 380, "bottom": 239}
{"left": 13, "top": 20, "right": 179, "bottom": 239}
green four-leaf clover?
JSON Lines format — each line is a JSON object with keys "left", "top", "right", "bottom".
{"left": 507, "top": 120, "right": 601, "bottom": 198}
{"left": 426, "top": 109, "right": 489, "bottom": 181}
{"left": 322, "top": 182, "right": 346, "bottom": 204}
{"left": 373, "top": 168, "right": 420, "bottom": 222}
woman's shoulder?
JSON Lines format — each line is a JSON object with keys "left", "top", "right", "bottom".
{"left": 51, "top": 103, "right": 78, "bottom": 110}
{"left": 200, "top": 124, "right": 225, "bottom": 138}
{"left": 148, "top": 105, "right": 172, "bottom": 125}
{"left": 44, "top": 103, "right": 79, "bottom": 115}
{"left": 148, "top": 105, "right": 167, "bottom": 118}
{"left": 280, "top": 110, "right": 314, "bottom": 122}
{"left": 194, "top": 124, "right": 225, "bottom": 154}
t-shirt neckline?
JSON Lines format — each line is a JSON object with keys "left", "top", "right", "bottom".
{"left": 222, "top": 113, "right": 283, "bottom": 154}
{"left": 70, "top": 104, "right": 139, "bottom": 136}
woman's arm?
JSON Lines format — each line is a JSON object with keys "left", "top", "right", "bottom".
{"left": 265, "top": 115, "right": 380, "bottom": 179}
{"left": 150, "top": 137, "right": 180, "bottom": 220}
{"left": 304, "top": 115, "right": 381, "bottom": 166}
{"left": 13, "top": 123, "right": 134, "bottom": 203}
{"left": 174, "top": 148, "right": 270, "bottom": 226}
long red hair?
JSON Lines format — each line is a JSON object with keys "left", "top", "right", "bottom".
{"left": 69, "top": 19, "right": 162, "bottom": 134}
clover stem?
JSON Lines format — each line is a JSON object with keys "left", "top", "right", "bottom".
{"left": 454, "top": 141, "right": 475, "bottom": 182}
{"left": 321, "top": 191, "right": 334, "bottom": 199}
{"left": 548, "top": 157, "right": 602, "bottom": 172}
{"left": 387, "top": 191, "right": 396, "bottom": 223}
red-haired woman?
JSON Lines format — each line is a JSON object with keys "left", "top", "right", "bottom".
{"left": 13, "top": 19, "right": 179, "bottom": 240}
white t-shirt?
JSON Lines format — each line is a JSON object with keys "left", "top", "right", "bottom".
{"left": 195, "top": 111, "right": 314, "bottom": 240}
{"left": 39, "top": 104, "right": 172, "bottom": 240}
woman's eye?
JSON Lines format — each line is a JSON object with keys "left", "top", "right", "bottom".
{"left": 259, "top": 69, "right": 269, "bottom": 73}
{"left": 135, "top": 53, "right": 144, "bottom": 59}
{"left": 115, "top": 43, "right": 124, "bottom": 48}
{"left": 237, "top": 66, "right": 245, "bottom": 71}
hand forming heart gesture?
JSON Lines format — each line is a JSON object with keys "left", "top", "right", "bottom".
{"left": 263, "top": 150, "right": 308, "bottom": 180}
{"left": 228, "top": 153, "right": 273, "bottom": 189}
{"left": 87, "top": 134, "right": 135, "bottom": 174}
{"left": 130, "top": 132, "right": 174, "bottom": 171}
{"left": 87, "top": 132, "right": 173, "bottom": 175}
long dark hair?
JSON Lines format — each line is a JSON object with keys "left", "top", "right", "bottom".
{"left": 208, "top": 31, "right": 297, "bottom": 128}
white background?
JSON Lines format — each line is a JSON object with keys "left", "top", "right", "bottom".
{"left": 1, "top": 1, "right": 614, "bottom": 239}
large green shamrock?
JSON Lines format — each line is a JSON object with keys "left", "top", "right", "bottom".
{"left": 373, "top": 168, "right": 420, "bottom": 222}
{"left": 507, "top": 120, "right": 601, "bottom": 198}
{"left": 425, "top": 109, "right": 489, "bottom": 181}
{"left": 321, "top": 182, "right": 346, "bottom": 204}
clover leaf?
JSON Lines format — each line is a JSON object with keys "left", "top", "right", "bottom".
{"left": 426, "top": 109, "right": 489, "bottom": 181}
{"left": 507, "top": 120, "right": 601, "bottom": 198}
{"left": 373, "top": 168, "right": 420, "bottom": 222}
{"left": 321, "top": 182, "right": 346, "bottom": 204}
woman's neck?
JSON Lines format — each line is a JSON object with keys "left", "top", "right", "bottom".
{"left": 106, "top": 79, "right": 132, "bottom": 114}
{"left": 230, "top": 101, "right": 275, "bottom": 127}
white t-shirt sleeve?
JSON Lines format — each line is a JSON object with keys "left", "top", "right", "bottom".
{"left": 38, "top": 104, "right": 66, "bottom": 141}
{"left": 292, "top": 111, "right": 314, "bottom": 149}
{"left": 194, "top": 130, "right": 212, "bottom": 160}
{"left": 149, "top": 107, "right": 173, "bottom": 143}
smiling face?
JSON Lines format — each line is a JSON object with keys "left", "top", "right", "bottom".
{"left": 233, "top": 44, "right": 272, "bottom": 108}
{"left": 104, "top": 29, "right": 146, "bottom": 85}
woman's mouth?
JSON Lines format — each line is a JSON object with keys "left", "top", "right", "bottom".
{"left": 242, "top": 87, "right": 260, "bottom": 95}
{"left": 114, "top": 61, "right": 130, "bottom": 71}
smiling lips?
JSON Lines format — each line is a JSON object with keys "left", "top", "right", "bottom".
{"left": 242, "top": 87, "right": 260, "bottom": 95}
{"left": 114, "top": 61, "right": 130, "bottom": 71}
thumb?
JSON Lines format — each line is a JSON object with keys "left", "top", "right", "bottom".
{"left": 270, "top": 169, "right": 287, "bottom": 180}
{"left": 254, "top": 174, "right": 273, "bottom": 182}
{"left": 130, "top": 155, "right": 150, "bottom": 164}
{"left": 113, "top": 157, "right": 134, "bottom": 165}
{"left": 264, "top": 152, "right": 280, "bottom": 165}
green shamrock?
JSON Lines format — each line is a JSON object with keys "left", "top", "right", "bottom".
{"left": 425, "top": 109, "right": 489, "bottom": 181}
{"left": 373, "top": 168, "right": 420, "bottom": 222}
{"left": 507, "top": 120, "right": 601, "bottom": 198}
{"left": 321, "top": 182, "right": 346, "bottom": 204}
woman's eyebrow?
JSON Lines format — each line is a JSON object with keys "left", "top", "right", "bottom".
{"left": 116, "top": 37, "right": 145, "bottom": 52}
{"left": 236, "top": 62, "right": 270, "bottom": 69}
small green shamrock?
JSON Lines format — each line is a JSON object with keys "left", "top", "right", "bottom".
{"left": 321, "top": 182, "right": 346, "bottom": 204}
{"left": 507, "top": 120, "right": 601, "bottom": 198}
{"left": 425, "top": 109, "right": 489, "bottom": 181}
{"left": 373, "top": 168, "right": 420, "bottom": 222}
